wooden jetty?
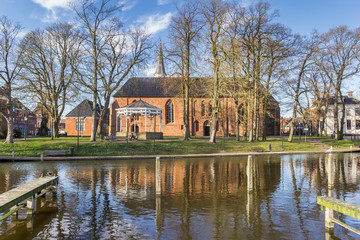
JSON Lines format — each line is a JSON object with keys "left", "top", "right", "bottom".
{"left": 318, "top": 196, "right": 360, "bottom": 235}
{"left": 317, "top": 153, "right": 360, "bottom": 236}
{"left": 0, "top": 176, "right": 58, "bottom": 220}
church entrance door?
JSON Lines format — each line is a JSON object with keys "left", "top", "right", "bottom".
{"left": 203, "top": 121, "right": 210, "bottom": 136}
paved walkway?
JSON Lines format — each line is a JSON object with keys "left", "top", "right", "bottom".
{"left": 1, "top": 148, "right": 359, "bottom": 162}
{"left": 307, "top": 139, "right": 332, "bottom": 150}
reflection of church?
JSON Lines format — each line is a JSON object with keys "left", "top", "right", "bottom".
{"left": 109, "top": 44, "right": 280, "bottom": 137}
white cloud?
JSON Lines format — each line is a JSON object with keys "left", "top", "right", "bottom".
{"left": 137, "top": 12, "right": 173, "bottom": 35}
{"left": 32, "top": 0, "right": 71, "bottom": 10}
{"left": 32, "top": 0, "right": 71, "bottom": 22}
{"left": 157, "top": 0, "right": 171, "bottom": 6}
{"left": 144, "top": 66, "right": 156, "bottom": 77}
{"left": 239, "top": 0, "right": 253, "bottom": 8}
{"left": 118, "top": 0, "right": 138, "bottom": 11}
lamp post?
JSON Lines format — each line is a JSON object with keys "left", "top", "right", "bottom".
{"left": 77, "top": 110, "right": 80, "bottom": 152}
{"left": 24, "top": 116, "right": 28, "bottom": 141}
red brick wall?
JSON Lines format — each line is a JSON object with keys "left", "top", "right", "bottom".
{"left": 108, "top": 97, "right": 274, "bottom": 137}
{"left": 65, "top": 117, "right": 98, "bottom": 136}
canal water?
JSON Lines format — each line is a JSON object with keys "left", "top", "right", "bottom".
{"left": 0, "top": 153, "right": 359, "bottom": 239}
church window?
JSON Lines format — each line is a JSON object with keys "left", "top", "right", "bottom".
{"left": 208, "top": 102, "right": 212, "bottom": 116}
{"left": 193, "top": 100, "right": 196, "bottom": 116}
{"left": 201, "top": 101, "right": 205, "bottom": 116}
{"left": 194, "top": 121, "right": 199, "bottom": 132}
{"left": 166, "top": 100, "right": 174, "bottom": 124}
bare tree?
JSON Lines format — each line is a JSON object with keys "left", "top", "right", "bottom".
{"left": 72, "top": 0, "right": 121, "bottom": 141}
{"left": 0, "top": 16, "right": 23, "bottom": 144}
{"left": 20, "top": 23, "right": 81, "bottom": 140}
{"left": 287, "top": 33, "right": 320, "bottom": 142}
{"left": 240, "top": 1, "right": 281, "bottom": 142}
{"left": 95, "top": 26, "right": 151, "bottom": 136}
{"left": 318, "top": 26, "right": 360, "bottom": 140}
{"left": 168, "top": 0, "right": 203, "bottom": 141}
{"left": 221, "top": 3, "right": 247, "bottom": 141}
{"left": 305, "top": 71, "right": 332, "bottom": 136}
{"left": 202, "top": 0, "right": 228, "bottom": 144}
{"left": 260, "top": 24, "right": 296, "bottom": 140}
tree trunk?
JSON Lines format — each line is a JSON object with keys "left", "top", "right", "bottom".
{"left": 339, "top": 94, "right": 346, "bottom": 140}
{"left": 235, "top": 101, "right": 240, "bottom": 141}
{"left": 183, "top": 44, "right": 191, "bottom": 141}
{"left": 262, "top": 98, "right": 268, "bottom": 141}
{"left": 4, "top": 97, "right": 14, "bottom": 144}
{"left": 51, "top": 118, "right": 59, "bottom": 140}
{"left": 90, "top": 36, "right": 98, "bottom": 142}
{"left": 333, "top": 87, "right": 339, "bottom": 140}
{"left": 96, "top": 99, "right": 110, "bottom": 137}
{"left": 209, "top": 67, "right": 220, "bottom": 144}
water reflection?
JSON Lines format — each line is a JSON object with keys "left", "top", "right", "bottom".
{"left": 0, "top": 154, "right": 358, "bottom": 239}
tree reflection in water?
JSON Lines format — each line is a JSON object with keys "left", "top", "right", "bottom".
{"left": 0, "top": 154, "right": 359, "bottom": 239}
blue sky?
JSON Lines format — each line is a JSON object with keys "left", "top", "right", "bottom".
{"left": 1, "top": 0, "right": 360, "bottom": 115}
{"left": 2, "top": 0, "right": 360, "bottom": 39}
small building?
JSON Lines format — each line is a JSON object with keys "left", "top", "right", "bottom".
{"left": 65, "top": 99, "right": 108, "bottom": 136}
{"left": 280, "top": 117, "right": 291, "bottom": 134}
{"left": 0, "top": 90, "right": 36, "bottom": 137}
{"left": 319, "top": 92, "right": 360, "bottom": 136}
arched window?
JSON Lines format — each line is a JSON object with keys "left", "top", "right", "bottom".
{"left": 193, "top": 100, "right": 196, "bottom": 116}
{"left": 201, "top": 101, "right": 205, "bottom": 116}
{"left": 194, "top": 120, "right": 199, "bottom": 132}
{"left": 208, "top": 102, "right": 212, "bottom": 116}
{"left": 165, "top": 100, "right": 174, "bottom": 124}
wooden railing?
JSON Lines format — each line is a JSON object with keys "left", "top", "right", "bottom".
{"left": 317, "top": 196, "right": 360, "bottom": 235}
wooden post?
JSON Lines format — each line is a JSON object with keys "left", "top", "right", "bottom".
{"left": 26, "top": 195, "right": 37, "bottom": 216}
{"left": 156, "top": 195, "right": 162, "bottom": 232}
{"left": 326, "top": 153, "right": 334, "bottom": 231}
{"left": 41, "top": 154, "right": 43, "bottom": 162}
{"left": 156, "top": 157, "right": 161, "bottom": 196}
{"left": 247, "top": 155, "right": 254, "bottom": 192}
{"left": 154, "top": 115, "right": 157, "bottom": 132}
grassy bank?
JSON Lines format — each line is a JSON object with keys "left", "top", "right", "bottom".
{"left": 0, "top": 136, "right": 356, "bottom": 157}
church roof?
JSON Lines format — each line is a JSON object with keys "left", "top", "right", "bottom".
{"left": 114, "top": 77, "right": 208, "bottom": 98}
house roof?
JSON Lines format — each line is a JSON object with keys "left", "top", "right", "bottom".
{"left": 328, "top": 96, "right": 360, "bottom": 105}
{"left": 66, "top": 99, "right": 102, "bottom": 118}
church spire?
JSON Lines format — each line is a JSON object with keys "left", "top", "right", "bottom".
{"left": 154, "top": 41, "right": 166, "bottom": 78}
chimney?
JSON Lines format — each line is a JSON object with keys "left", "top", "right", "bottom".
{"left": 348, "top": 91, "right": 353, "bottom": 98}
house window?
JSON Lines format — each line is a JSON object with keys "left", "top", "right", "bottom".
{"left": 356, "top": 120, "right": 360, "bottom": 130}
{"left": 76, "top": 119, "right": 85, "bottom": 132}
{"left": 347, "top": 120, "right": 351, "bottom": 130}
{"left": 201, "top": 101, "right": 205, "bottom": 116}
{"left": 165, "top": 100, "right": 174, "bottom": 124}
{"left": 346, "top": 109, "right": 352, "bottom": 116}
{"left": 356, "top": 108, "right": 360, "bottom": 116}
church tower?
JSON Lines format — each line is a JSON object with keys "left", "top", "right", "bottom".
{"left": 154, "top": 41, "right": 167, "bottom": 78}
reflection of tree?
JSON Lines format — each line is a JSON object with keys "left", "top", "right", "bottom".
{"left": 289, "top": 157, "right": 307, "bottom": 237}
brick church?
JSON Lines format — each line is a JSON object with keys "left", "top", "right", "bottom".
{"left": 109, "top": 44, "right": 280, "bottom": 138}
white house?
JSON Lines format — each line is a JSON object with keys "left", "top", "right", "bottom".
{"left": 321, "top": 92, "right": 360, "bottom": 136}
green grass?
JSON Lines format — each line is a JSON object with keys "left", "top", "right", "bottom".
{"left": 320, "top": 139, "right": 360, "bottom": 150}
{"left": 0, "top": 136, "right": 342, "bottom": 157}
